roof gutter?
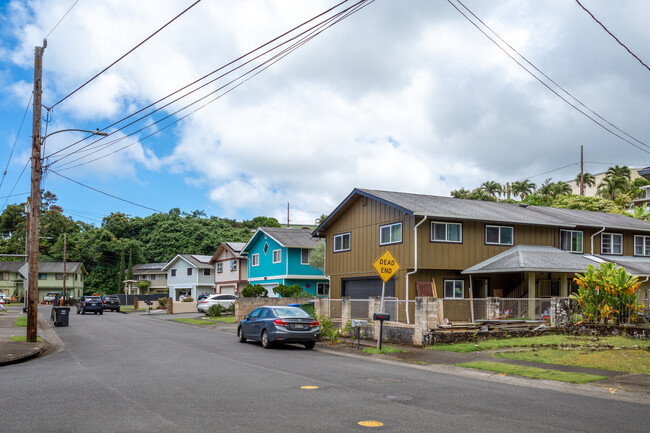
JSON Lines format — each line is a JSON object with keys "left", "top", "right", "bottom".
{"left": 591, "top": 227, "right": 606, "bottom": 255}
{"left": 405, "top": 215, "right": 429, "bottom": 324}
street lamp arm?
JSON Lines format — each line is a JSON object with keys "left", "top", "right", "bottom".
{"left": 42, "top": 128, "right": 108, "bottom": 142}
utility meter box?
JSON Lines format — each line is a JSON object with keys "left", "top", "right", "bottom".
{"left": 351, "top": 319, "right": 368, "bottom": 328}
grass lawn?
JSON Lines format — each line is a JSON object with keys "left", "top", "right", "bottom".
{"left": 456, "top": 361, "right": 608, "bottom": 384}
{"left": 428, "top": 334, "right": 650, "bottom": 353}
{"left": 10, "top": 335, "right": 42, "bottom": 342}
{"left": 492, "top": 349, "right": 650, "bottom": 374}
{"left": 362, "top": 345, "right": 405, "bottom": 355}
{"left": 14, "top": 316, "right": 26, "bottom": 327}
{"left": 173, "top": 316, "right": 236, "bottom": 325}
{"left": 120, "top": 307, "right": 147, "bottom": 311}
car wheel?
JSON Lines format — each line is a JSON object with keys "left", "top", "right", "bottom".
{"left": 76, "top": 309, "right": 80, "bottom": 314}
{"left": 304, "top": 341, "right": 315, "bottom": 350}
{"left": 100, "top": 311, "right": 103, "bottom": 315}
{"left": 261, "top": 330, "right": 271, "bottom": 349}
{"left": 238, "top": 326, "right": 246, "bottom": 343}
{"left": 117, "top": 308, "right": 120, "bottom": 312}
{"left": 81, "top": 310, "right": 85, "bottom": 315}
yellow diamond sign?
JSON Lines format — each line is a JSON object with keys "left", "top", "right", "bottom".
{"left": 373, "top": 250, "right": 401, "bottom": 283}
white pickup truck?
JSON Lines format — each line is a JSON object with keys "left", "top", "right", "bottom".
{"left": 43, "top": 292, "right": 58, "bottom": 304}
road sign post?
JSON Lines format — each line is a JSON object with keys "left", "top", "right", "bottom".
{"left": 372, "top": 250, "right": 400, "bottom": 350}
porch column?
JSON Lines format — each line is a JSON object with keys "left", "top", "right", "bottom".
{"left": 527, "top": 272, "right": 536, "bottom": 320}
{"left": 560, "top": 273, "right": 568, "bottom": 298}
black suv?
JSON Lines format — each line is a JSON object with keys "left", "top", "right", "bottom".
{"left": 101, "top": 295, "right": 121, "bottom": 312}
{"left": 77, "top": 296, "right": 103, "bottom": 315}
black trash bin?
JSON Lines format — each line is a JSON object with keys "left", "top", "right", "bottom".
{"left": 52, "top": 306, "right": 70, "bottom": 327}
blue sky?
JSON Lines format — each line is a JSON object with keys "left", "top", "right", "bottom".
{"left": 1, "top": 0, "right": 649, "bottom": 227}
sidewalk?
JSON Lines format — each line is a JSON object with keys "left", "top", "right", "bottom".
{"left": 0, "top": 306, "right": 52, "bottom": 366}
{"left": 316, "top": 339, "right": 650, "bottom": 395}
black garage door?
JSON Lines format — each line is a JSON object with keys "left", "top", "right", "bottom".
{"left": 342, "top": 277, "right": 395, "bottom": 299}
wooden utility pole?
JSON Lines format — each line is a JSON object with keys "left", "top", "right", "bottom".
{"left": 62, "top": 233, "right": 67, "bottom": 304}
{"left": 27, "top": 41, "right": 45, "bottom": 342}
{"left": 580, "top": 145, "right": 584, "bottom": 196}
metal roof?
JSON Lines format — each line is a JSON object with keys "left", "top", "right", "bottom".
{"left": 313, "top": 188, "right": 650, "bottom": 235}
{"left": 243, "top": 227, "right": 320, "bottom": 253}
{"left": 462, "top": 245, "right": 599, "bottom": 275}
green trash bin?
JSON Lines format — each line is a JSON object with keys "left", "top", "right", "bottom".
{"left": 299, "top": 302, "right": 315, "bottom": 317}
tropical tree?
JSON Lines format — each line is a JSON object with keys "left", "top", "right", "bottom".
{"left": 597, "top": 176, "right": 628, "bottom": 200}
{"left": 511, "top": 179, "right": 536, "bottom": 200}
{"left": 628, "top": 205, "right": 650, "bottom": 221}
{"left": 574, "top": 172, "right": 596, "bottom": 193}
{"left": 606, "top": 165, "right": 631, "bottom": 182}
{"left": 537, "top": 178, "right": 555, "bottom": 198}
{"left": 480, "top": 181, "right": 502, "bottom": 198}
{"left": 551, "top": 181, "right": 572, "bottom": 197}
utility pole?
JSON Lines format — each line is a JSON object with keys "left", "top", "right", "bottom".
{"left": 23, "top": 198, "right": 30, "bottom": 313}
{"left": 27, "top": 41, "right": 46, "bottom": 342}
{"left": 62, "top": 233, "right": 67, "bottom": 304}
{"left": 580, "top": 145, "right": 584, "bottom": 196}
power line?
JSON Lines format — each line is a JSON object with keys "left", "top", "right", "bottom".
{"left": 49, "top": 0, "right": 204, "bottom": 110}
{"left": 0, "top": 159, "right": 30, "bottom": 213}
{"left": 45, "top": 0, "right": 371, "bottom": 169}
{"left": 454, "top": 0, "right": 647, "bottom": 149}
{"left": 0, "top": 94, "right": 33, "bottom": 195}
{"left": 44, "top": 0, "right": 356, "bottom": 163}
{"left": 447, "top": 0, "right": 650, "bottom": 155}
{"left": 44, "top": 0, "right": 79, "bottom": 40}
{"left": 521, "top": 163, "right": 579, "bottom": 181}
{"left": 574, "top": 0, "right": 650, "bottom": 73}
{"left": 49, "top": 170, "right": 164, "bottom": 213}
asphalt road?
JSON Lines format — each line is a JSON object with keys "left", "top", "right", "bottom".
{"left": 1, "top": 307, "right": 648, "bottom": 432}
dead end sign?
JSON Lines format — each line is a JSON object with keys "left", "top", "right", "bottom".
{"left": 373, "top": 250, "right": 401, "bottom": 283}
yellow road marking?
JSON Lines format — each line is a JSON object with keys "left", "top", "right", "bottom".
{"left": 358, "top": 420, "right": 383, "bottom": 427}
{"left": 300, "top": 385, "right": 319, "bottom": 390}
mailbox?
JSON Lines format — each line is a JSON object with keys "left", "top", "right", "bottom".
{"left": 351, "top": 319, "right": 368, "bottom": 328}
{"left": 373, "top": 313, "right": 390, "bottom": 321}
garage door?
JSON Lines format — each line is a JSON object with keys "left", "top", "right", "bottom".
{"left": 342, "top": 278, "right": 394, "bottom": 299}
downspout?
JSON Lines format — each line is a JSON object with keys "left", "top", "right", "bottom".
{"left": 405, "top": 215, "right": 429, "bottom": 325}
{"left": 590, "top": 227, "right": 606, "bottom": 255}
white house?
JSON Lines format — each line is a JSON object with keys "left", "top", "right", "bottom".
{"left": 209, "top": 242, "right": 248, "bottom": 295}
{"left": 162, "top": 254, "right": 214, "bottom": 300}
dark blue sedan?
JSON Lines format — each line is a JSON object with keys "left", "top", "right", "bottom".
{"left": 238, "top": 306, "right": 320, "bottom": 349}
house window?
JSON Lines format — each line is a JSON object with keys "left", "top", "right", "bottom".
{"left": 635, "top": 235, "right": 650, "bottom": 256}
{"left": 317, "top": 283, "right": 329, "bottom": 296}
{"left": 333, "top": 233, "right": 351, "bottom": 252}
{"left": 431, "top": 222, "right": 462, "bottom": 243}
{"left": 601, "top": 233, "right": 622, "bottom": 255}
{"left": 230, "top": 260, "right": 237, "bottom": 271}
{"left": 272, "top": 249, "right": 281, "bottom": 264}
{"left": 203, "top": 269, "right": 211, "bottom": 276}
{"left": 380, "top": 222, "right": 402, "bottom": 245}
{"left": 171, "top": 269, "right": 177, "bottom": 277}
{"left": 301, "top": 249, "right": 311, "bottom": 265}
{"left": 0, "top": 272, "right": 8, "bottom": 280}
{"left": 150, "top": 274, "right": 156, "bottom": 281}
{"left": 55, "top": 273, "right": 64, "bottom": 280}
{"left": 263, "top": 243, "right": 269, "bottom": 255}
{"left": 187, "top": 268, "right": 192, "bottom": 276}
{"left": 164, "top": 274, "right": 168, "bottom": 279}
{"left": 252, "top": 253, "right": 259, "bottom": 266}
{"left": 217, "top": 263, "right": 223, "bottom": 273}
{"left": 560, "top": 230, "right": 583, "bottom": 253}
{"left": 444, "top": 280, "right": 465, "bottom": 299}
{"left": 38, "top": 273, "right": 47, "bottom": 280}
{"left": 485, "top": 225, "right": 513, "bottom": 245}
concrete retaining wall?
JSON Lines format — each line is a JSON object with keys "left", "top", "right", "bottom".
{"left": 167, "top": 300, "right": 198, "bottom": 314}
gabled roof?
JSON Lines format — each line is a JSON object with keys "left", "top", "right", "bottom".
{"left": 462, "top": 245, "right": 599, "bottom": 275}
{"left": 0, "top": 261, "right": 25, "bottom": 273}
{"left": 162, "top": 254, "right": 213, "bottom": 271}
{"left": 242, "top": 227, "right": 319, "bottom": 253}
{"left": 313, "top": 188, "right": 650, "bottom": 236}
{"left": 209, "top": 242, "right": 247, "bottom": 264}
{"left": 18, "top": 262, "right": 87, "bottom": 278}
{"left": 132, "top": 263, "right": 167, "bottom": 273}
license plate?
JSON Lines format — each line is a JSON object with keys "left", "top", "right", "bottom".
{"left": 294, "top": 324, "right": 305, "bottom": 329}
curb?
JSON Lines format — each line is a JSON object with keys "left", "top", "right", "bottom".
{"left": 0, "top": 342, "right": 47, "bottom": 367}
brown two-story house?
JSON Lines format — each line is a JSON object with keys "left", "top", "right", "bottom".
{"left": 313, "top": 188, "right": 650, "bottom": 303}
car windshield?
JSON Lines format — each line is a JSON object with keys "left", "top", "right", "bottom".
{"left": 86, "top": 296, "right": 100, "bottom": 301}
{"left": 273, "top": 307, "right": 311, "bottom": 318}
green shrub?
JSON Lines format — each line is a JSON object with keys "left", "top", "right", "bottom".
{"left": 241, "top": 284, "right": 268, "bottom": 298}
{"left": 272, "top": 284, "right": 312, "bottom": 298}
{"left": 158, "top": 298, "right": 168, "bottom": 308}
{"left": 318, "top": 316, "right": 342, "bottom": 344}
{"left": 182, "top": 297, "right": 194, "bottom": 302}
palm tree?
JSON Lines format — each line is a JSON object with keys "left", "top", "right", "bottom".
{"left": 552, "top": 181, "right": 572, "bottom": 196}
{"left": 574, "top": 172, "right": 596, "bottom": 194}
{"left": 606, "top": 165, "right": 631, "bottom": 181}
{"left": 511, "top": 179, "right": 536, "bottom": 200}
{"left": 480, "top": 181, "right": 502, "bottom": 198}
{"left": 538, "top": 178, "right": 555, "bottom": 197}
{"left": 597, "top": 176, "right": 627, "bottom": 200}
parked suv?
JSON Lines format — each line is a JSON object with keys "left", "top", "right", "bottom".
{"left": 101, "top": 294, "right": 121, "bottom": 312}
{"left": 77, "top": 296, "right": 103, "bottom": 315}
{"left": 197, "top": 294, "right": 236, "bottom": 314}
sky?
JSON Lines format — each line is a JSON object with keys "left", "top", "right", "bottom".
{"left": 0, "top": 0, "right": 649, "bottom": 226}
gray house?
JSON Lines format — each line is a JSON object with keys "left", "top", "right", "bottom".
{"left": 162, "top": 254, "right": 213, "bottom": 300}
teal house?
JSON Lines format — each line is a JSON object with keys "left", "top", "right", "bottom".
{"left": 242, "top": 227, "right": 329, "bottom": 297}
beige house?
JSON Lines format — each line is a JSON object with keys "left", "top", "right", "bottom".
{"left": 209, "top": 242, "right": 248, "bottom": 295}
{"left": 0, "top": 262, "right": 25, "bottom": 300}
{"left": 125, "top": 263, "right": 168, "bottom": 294}
{"left": 566, "top": 167, "right": 642, "bottom": 196}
